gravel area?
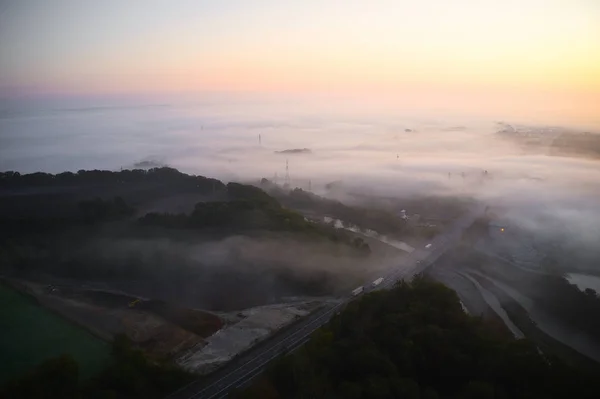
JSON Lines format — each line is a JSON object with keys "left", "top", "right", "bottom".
{"left": 177, "top": 301, "right": 323, "bottom": 374}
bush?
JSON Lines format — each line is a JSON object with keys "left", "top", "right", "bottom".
{"left": 237, "top": 276, "right": 600, "bottom": 399}
{"left": 1, "top": 335, "right": 194, "bottom": 399}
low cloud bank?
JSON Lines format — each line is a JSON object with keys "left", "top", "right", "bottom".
{"left": 2, "top": 96, "right": 599, "bottom": 272}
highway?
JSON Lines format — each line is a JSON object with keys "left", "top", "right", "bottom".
{"left": 167, "top": 204, "right": 486, "bottom": 399}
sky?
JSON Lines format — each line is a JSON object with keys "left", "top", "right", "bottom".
{"left": 0, "top": 0, "right": 600, "bottom": 288}
{"left": 0, "top": 0, "right": 599, "bottom": 123}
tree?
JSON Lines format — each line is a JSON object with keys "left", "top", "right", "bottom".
{"left": 236, "top": 277, "right": 600, "bottom": 399}
{"left": 1, "top": 355, "right": 79, "bottom": 399}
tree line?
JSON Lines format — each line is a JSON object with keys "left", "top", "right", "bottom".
{"left": 140, "top": 182, "right": 371, "bottom": 254}
{"left": 234, "top": 276, "right": 600, "bottom": 399}
{"left": 1, "top": 335, "right": 194, "bottom": 399}
{"left": 0, "top": 167, "right": 224, "bottom": 192}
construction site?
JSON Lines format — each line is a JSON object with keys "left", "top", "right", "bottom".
{"left": 3, "top": 277, "right": 335, "bottom": 375}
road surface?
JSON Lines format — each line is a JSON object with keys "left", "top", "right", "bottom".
{"left": 167, "top": 204, "right": 486, "bottom": 399}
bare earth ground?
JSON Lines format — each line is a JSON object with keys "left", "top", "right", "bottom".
{"left": 176, "top": 300, "right": 335, "bottom": 374}
{"left": 7, "top": 279, "right": 214, "bottom": 359}
{"left": 5, "top": 278, "right": 333, "bottom": 369}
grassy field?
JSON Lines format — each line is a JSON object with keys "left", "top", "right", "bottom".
{"left": 0, "top": 282, "right": 110, "bottom": 384}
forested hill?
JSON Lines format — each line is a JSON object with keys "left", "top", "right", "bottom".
{"left": 0, "top": 167, "right": 226, "bottom": 221}
{"left": 0, "top": 168, "right": 371, "bottom": 285}
{"left": 0, "top": 167, "right": 223, "bottom": 191}
{"left": 235, "top": 276, "right": 600, "bottom": 399}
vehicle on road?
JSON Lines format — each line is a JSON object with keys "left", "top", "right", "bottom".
{"left": 425, "top": 243, "right": 432, "bottom": 249}
{"left": 168, "top": 204, "right": 487, "bottom": 399}
{"left": 371, "top": 277, "right": 384, "bottom": 288}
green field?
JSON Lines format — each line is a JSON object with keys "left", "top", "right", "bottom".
{"left": 0, "top": 283, "right": 109, "bottom": 384}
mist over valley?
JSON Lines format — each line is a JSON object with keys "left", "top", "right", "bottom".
{"left": 2, "top": 95, "right": 600, "bottom": 395}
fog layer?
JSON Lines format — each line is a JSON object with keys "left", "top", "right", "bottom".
{"left": 1, "top": 94, "right": 599, "bottom": 272}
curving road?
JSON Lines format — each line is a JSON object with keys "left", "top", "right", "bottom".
{"left": 167, "top": 204, "right": 486, "bottom": 399}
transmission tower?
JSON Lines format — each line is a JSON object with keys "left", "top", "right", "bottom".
{"left": 284, "top": 159, "right": 290, "bottom": 187}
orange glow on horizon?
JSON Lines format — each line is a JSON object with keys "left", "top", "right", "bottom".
{"left": 3, "top": 0, "right": 597, "bottom": 127}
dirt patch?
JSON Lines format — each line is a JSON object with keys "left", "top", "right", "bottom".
{"left": 120, "top": 310, "right": 205, "bottom": 359}
{"left": 177, "top": 301, "right": 326, "bottom": 374}
{"left": 7, "top": 279, "right": 222, "bottom": 360}
{"left": 140, "top": 300, "right": 223, "bottom": 338}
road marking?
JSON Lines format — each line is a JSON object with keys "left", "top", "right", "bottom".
{"left": 203, "top": 317, "right": 334, "bottom": 399}
{"left": 183, "top": 304, "right": 343, "bottom": 399}
{"left": 172, "top": 206, "right": 485, "bottom": 399}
